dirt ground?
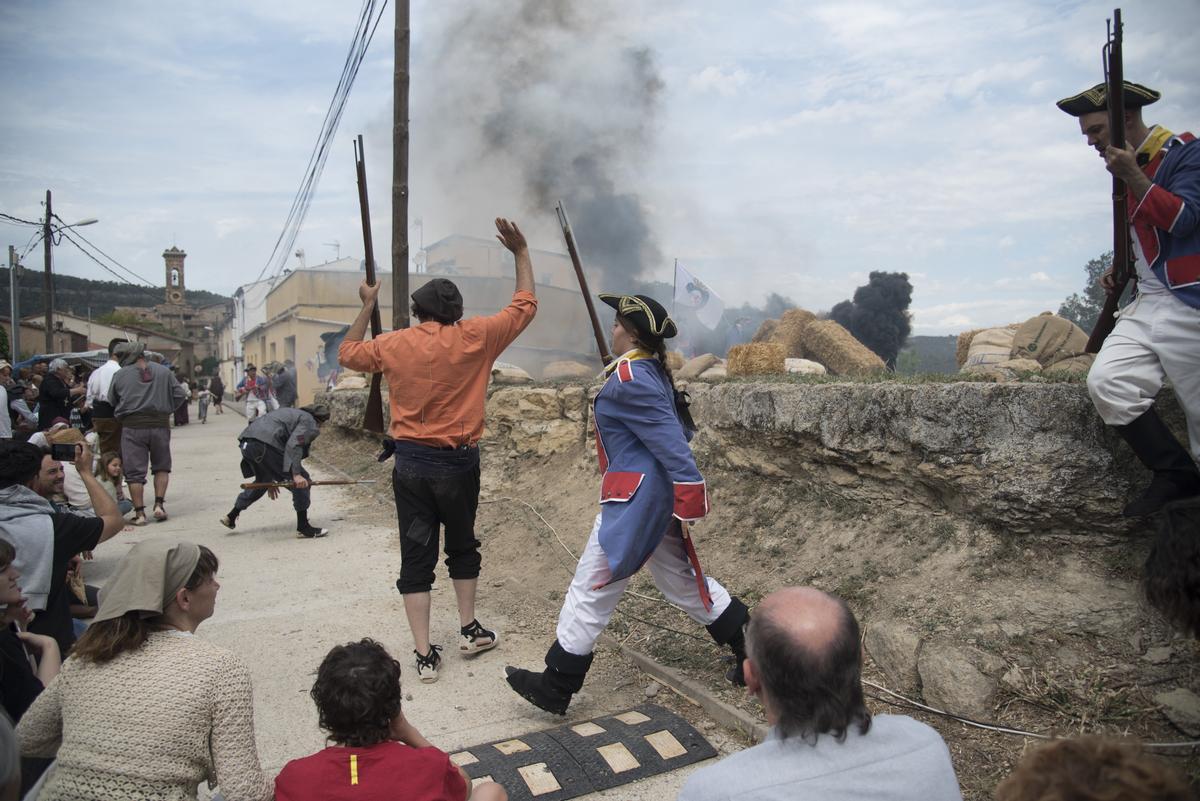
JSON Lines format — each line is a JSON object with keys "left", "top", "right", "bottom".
{"left": 313, "top": 427, "right": 1199, "bottom": 799}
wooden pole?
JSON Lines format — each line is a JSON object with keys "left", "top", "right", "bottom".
{"left": 392, "top": 0, "right": 410, "bottom": 330}
{"left": 43, "top": 189, "right": 54, "bottom": 352}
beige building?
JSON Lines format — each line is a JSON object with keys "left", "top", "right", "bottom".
{"left": 2, "top": 313, "right": 196, "bottom": 370}
{"left": 240, "top": 241, "right": 601, "bottom": 406}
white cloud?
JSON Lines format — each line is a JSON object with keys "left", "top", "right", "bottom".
{"left": 688, "top": 65, "right": 751, "bottom": 97}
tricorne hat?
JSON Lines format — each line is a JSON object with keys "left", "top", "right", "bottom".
{"left": 599, "top": 293, "right": 678, "bottom": 340}
{"left": 1056, "top": 81, "right": 1160, "bottom": 116}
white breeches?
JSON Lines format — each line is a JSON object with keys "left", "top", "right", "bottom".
{"left": 245, "top": 399, "right": 267, "bottom": 420}
{"left": 1087, "top": 290, "right": 1200, "bottom": 459}
{"left": 556, "top": 513, "right": 732, "bottom": 656}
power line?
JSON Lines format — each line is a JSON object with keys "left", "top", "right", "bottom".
{"left": 252, "top": 0, "right": 389, "bottom": 292}
{"left": 61, "top": 223, "right": 159, "bottom": 288}
{"left": 56, "top": 230, "right": 166, "bottom": 306}
{"left": 0, "top": 212, "right": 40, "bottom": 227}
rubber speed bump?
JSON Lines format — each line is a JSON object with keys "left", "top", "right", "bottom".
{"left": 451, "top": 704, "right": 716, "bottom": 801}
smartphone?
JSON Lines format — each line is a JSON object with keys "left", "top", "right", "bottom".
{"left": 50, "top": 443, "right": 78, "bottom": 461}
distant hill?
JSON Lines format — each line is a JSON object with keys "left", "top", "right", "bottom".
{"left": 897, "top": 335, "right": 958, "bottom": 374}
{"left": 0, "top": 266, "right": 229, "bottom": 320}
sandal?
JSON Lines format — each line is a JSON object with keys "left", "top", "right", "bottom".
{"left": 414, "top": 645, "right": 443, "bottom": 684}
{"left": 132, "top": 507, "right": 148, "bottom": 526}
{"left": 153, "top": 500, "right": 168, "bottom": 522}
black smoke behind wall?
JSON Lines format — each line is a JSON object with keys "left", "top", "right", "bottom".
{"left": 830, "top": 272, "right": 913, "bottom": 368}
{"left": 417, "top": 0, "right": 663, "bottom": 284}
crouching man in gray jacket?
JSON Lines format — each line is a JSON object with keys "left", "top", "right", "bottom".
{"left": 220, "top": 404, "right": 331, "bottom": 538}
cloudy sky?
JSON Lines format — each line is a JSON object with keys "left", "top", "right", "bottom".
{"left": 2, "top": 0, "right": 1197, "bottom": 334}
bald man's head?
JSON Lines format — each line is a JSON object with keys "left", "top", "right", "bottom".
{"left": 746, "top": 586, "right": 871, "bottom": 741}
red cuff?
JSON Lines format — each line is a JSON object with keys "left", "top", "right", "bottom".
{"left": 673, "top": 481, "right": 708, "bottom": 521}
{"left": 1132, "top": 184, "right": 1185, "bottom": 232}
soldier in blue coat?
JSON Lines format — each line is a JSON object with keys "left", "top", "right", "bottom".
{"left": 505, "top": 293, "right": 750, "bottom": 715}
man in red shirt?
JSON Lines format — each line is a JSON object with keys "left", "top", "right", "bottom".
{"left": 339, "top": 218, "right": 536, "bottom": 682}
{"left": 275, "top": 639, "right": 507, "bottom": 801}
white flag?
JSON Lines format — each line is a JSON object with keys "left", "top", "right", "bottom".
{"left": 674, "top": 263, "right": 725, "bottom": 329}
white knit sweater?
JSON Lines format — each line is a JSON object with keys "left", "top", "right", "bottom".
{"left": 16, "top": 630, "right": 272, "bottom": 801}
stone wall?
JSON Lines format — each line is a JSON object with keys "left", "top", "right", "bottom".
{"left": 321, "top": 380, "right": 1185, "bottom": 535}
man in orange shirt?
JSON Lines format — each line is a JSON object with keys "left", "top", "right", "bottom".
{"left": 339, "top": 217, "right": 536, "bottom": 683}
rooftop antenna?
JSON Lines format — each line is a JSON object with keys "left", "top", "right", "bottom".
{"left": 323, "top": 240, "right": 341, "bottom": 260}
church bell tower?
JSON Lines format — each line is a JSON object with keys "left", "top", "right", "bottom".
{"left": 163, "top": 246, "right": 186, "bottom": 305}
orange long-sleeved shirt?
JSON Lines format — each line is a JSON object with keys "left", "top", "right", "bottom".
{"left": 338, "top": 291, "right": 537, "bottom": 447}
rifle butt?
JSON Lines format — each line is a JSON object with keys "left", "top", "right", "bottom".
{"left": 364, "top": 372, "right": 386, "bottom": 434}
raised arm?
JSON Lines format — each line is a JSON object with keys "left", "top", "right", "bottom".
{"left": 495, "top": 217, "right": 534, "bottom": 296}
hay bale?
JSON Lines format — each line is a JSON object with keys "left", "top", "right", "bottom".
{"left": 333, "top": 374, "right": 368, "bottom": 390}
{"left": 1011, "top": 313, "right": 1088, "bottom": 367}
{"left": 802, "top": 320, "right": 886, "bottom": 376}
{"left": 697, "top": 365, "right": 727, "bottom": 381}
{"left": 775, "top": 309, "right": 817, "bottom": 357}
{"left": 1044, "top": 353, "right": 1096, "bottom": 376}
{"left": 677, "top": 353, "right": 719, "bottom": 380}
{"left": 543, "top": 360, "right": 595, "bottom": 380}
{"left": 727, "top": 343, "right": 786, "bottom": 376}
{"left": 961, "top": 327, "right": 1017, "bottom": 372}
{"left": 956, "top": 328, "right": 985, "bottom": 368}
{"left": 665, "top": 351, "right": 685, "bottom": 371}
{"left": 785, "top": 358, "right": 827, "bottom": 376}
{"left": 752, "top": 319, "right": 779, "bottom": 343}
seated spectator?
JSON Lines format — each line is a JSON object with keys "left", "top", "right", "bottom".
{"left": 0, "top": 440, "right": 123, "bottom": 655}
{"left": 275, "top": 638, "right": 506, "bottom": 801}
{"left": 678, "top": 587, "right": 962, "bottom": 801}
{"left": 8, "top": 382, "right": 37, "bottom": 437}
{"left": 15, "top": 539, "right": 272, "bottom": 800}
{"left": 995, "top": 735, "right": 1192, "bottom": 801}
{"left": 94, "top": 451, "right": 133, "bottom": 516}
{"left": 0, "top": 539, "right": 61, "bottom": 723}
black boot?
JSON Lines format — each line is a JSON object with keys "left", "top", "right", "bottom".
{"left": 1115, "top": 409, "right": 1200, "bottom": 517}
{"left": 505, "top": 641, "right": 592, "bottom": 716}
{"left": 219, "top": 508, "right": 239, "bottom": 530}
{"left": 706, "top": 597, "right": 750, "bottom": 687}
{"left": 296, "top": 509, "right": 328, "bottom": 538}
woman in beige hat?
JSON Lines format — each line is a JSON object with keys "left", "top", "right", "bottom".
{"left": 15, "top": 540, "right": 271, "bottom": 800}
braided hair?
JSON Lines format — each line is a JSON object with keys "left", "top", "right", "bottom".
{"left": 616, "top": 316, "right": 696, "bottom": 433}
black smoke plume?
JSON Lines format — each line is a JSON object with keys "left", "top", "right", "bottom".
{"left": 418, "top": 1, "right": 663, "bottom": 283}
{"left": 830, "top": 272, "right": 913, "bottom": 368}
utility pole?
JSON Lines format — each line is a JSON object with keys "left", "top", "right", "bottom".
{"left": 392, "top": 0, "right": 410, "bottom": 330}
{"left": 7, "top": 245, "right": 20, "bottom": 361}
{"left": 43, "top": 189, "right": 54, "bottom": 352}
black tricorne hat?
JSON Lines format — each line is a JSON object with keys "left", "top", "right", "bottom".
{"left": 411, "top": 278, "right": 464, "bottom": 323}
{"left": 599, "top": 293, "right": 678, "bottom": 340}
{"left": 1056, "top": 81, "right": 1160, "bottom": 117}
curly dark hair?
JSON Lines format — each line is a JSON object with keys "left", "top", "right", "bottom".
{"left": 995, "top": 736, "right": 1193, "bottom": 801}
{"left": 1142, "top": 498, "right": 1200, "bottom": 639}
{"left": 747, "top": 593, "right": 871, "bottom": 742}
{"left": 311, "top": 639, "right": 403, "bottom": 747}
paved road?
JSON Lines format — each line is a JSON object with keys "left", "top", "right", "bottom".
{"left": 79, "top": 403, "right": 730, "bottom": 799}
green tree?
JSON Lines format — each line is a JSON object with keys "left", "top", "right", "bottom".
{"left": 1058, "top": 251, "right": 1132, "bottom": 332}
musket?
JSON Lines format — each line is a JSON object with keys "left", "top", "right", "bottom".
{"left": 555, "top": 201, "right": 614, "bottom": 366}
{"left": 240, "top": 479, "right": 377, "bottom": 490}
{"left": 354, "top": 134, "right": 387, "bottom": 433}
{"left": 1086, "top": 8, "right": 1132, "bottom": 354}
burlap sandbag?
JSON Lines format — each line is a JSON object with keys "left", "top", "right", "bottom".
{"left": 803, "top": 320, "right": 886, "bottom": 376}
{"left": 1010, "top": 313, "right": 1088, "bottom": 368}
{"left": 956, "top": 328, "right": 985, "bottom": 368}
{"left": 698, "top": 364, "right": 727, "bottom": 381}
{"left": 962, "top": 327, "right": 1016, "bottom": 372}
{"left": 775, "top": 309, "right": 816, "bottom": 358}
{"left": 543, "top": 360, "right": 595, "bottom": 379}
{"left": 995, "top": 358, "right": 1042, "bottom": 373}
{"left": 785, "top": 358, "right": 827, "bottom": 375}
{"left": 1044, "top": 353, "right": 1096, "bottom": 376}
{"left": 666, "top": 351, "right": 685, "bottom": 371}
{"left": 727, "top": 343, "right": 786, "bottom": 376}
{"left": 677, "top": 353, "right": 719, "bottom": 380}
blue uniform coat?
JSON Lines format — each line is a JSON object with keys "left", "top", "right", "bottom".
{"left": 592, "top": 354, "right": 708, "bottom": 584}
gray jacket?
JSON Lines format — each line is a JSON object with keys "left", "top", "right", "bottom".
{"left": 238, "top": 407, "right": 320, "bottom": 474}
{"left": 0, "top": 485, "right": 56, "bottom": 611}
{"left": 108, "top": 362, "right": 187, "bottom": 420}
{"left": 272, "top": 367, "right": 298, "bottom": 407}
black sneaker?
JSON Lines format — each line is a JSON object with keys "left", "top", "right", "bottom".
{"left": 297, "top": 524, "right": 329, "bottom": 538}
{"left": 219, "top": 515, "right": 237, "bottom": 530}
{"left": 460, "top": 619, "right": 499, "bottom": 656}
{"left": 415, "top": 645, "right": 443, "bottom": 684}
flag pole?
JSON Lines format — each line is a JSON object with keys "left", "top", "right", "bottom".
{"left": 672, "top": 257, "right": 678, "bottom": 317}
